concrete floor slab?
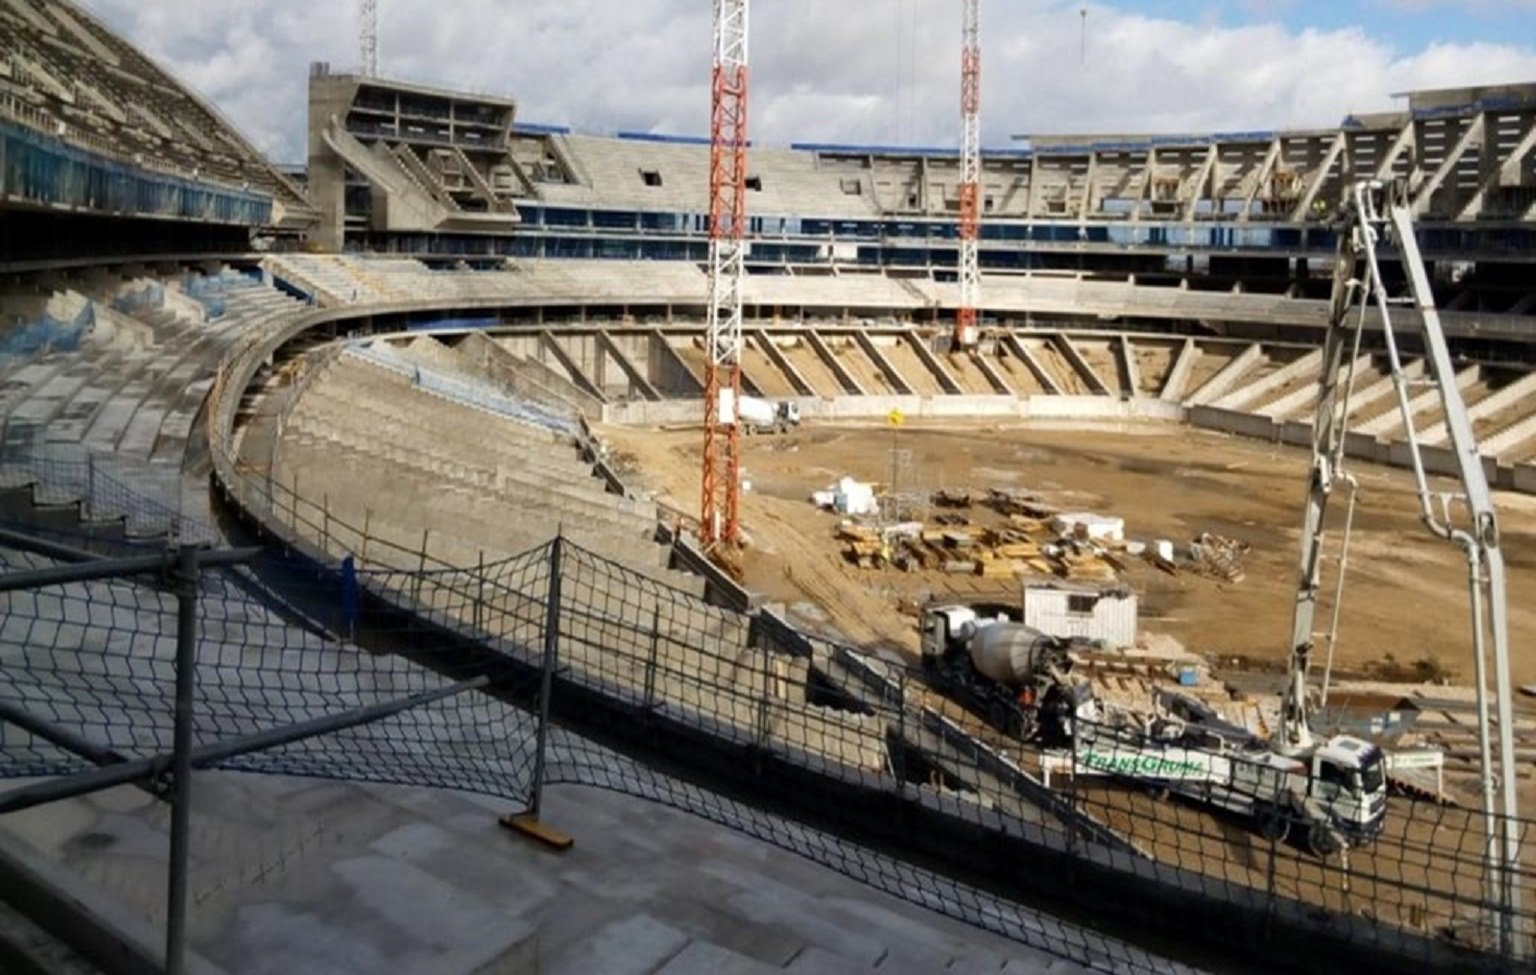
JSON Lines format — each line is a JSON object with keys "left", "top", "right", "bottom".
{"left": 0, "top": 769, "right": 1159, "bottom": 975}
{"left": 654, "top": 939, "right": 783, "bottom": 974}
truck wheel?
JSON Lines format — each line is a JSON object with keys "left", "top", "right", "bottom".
{"left": 1306, "top": 822, "right": 1341, "bottom": 858}
{"left": 1258, "top": 806, "right": 1290, "bottom": 843}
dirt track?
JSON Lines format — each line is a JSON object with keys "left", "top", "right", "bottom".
{"left": 601, "top": 418, "right": 1536, "bottom": 688}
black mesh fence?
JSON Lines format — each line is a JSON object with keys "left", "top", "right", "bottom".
{"left": 1, "top": 506, "right": 1531, "bottom": 973}
{"left": 0, "top": 537, "right": 551, "bottom": 805}
{"left": 1065, "top": 715, "right": 1536, "bottom": 961}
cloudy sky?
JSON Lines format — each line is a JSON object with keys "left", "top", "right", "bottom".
{"left": 80, "top": 1, "right": 1536, "bottom": 164}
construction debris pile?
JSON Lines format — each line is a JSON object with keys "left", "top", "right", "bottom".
{"left": 815, "top": 482, "right": 1252, "bottom": 586}
{"left": 1187, "top": 532, "right": 1251, "bottom": 583}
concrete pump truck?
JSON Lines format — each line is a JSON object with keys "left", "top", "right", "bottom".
{"left": 923, "top": 179, "right": 1524, "bottom": 861}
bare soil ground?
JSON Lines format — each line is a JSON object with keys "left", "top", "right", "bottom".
{"left": 601, "top": 417, "right": 1536, "bottom": 689}
{"left": 603, "top": 416, "right": 1536, "bottom": 937}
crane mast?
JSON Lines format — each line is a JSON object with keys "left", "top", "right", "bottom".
{"left": 1292, "top": 178, "right": 1524, "bottom": 954}
{"left": 360, "top": 0, "right": 378, "bottom": 77}
{"left": 955, "top": 0, "right": 981, "bottom": 349}
{"left": 700, "top": 0, "right": 749, "bottom": 547}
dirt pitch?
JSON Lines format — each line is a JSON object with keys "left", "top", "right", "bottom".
{"left": 601, "top": 418, "right": 1536, "bottom": 689}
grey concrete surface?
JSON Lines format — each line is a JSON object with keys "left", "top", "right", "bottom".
{"left": 0, "top": 773, "right": 1160, "bottom": 975}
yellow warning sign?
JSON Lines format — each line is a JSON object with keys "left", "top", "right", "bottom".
{"left": 887, "top": 409, "right": 905, "bottom": 427}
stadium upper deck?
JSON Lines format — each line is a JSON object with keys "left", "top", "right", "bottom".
{"left": 312, "top": 71, "right": 1536, "bottom": 278}
{"left": 0, "top": 0, "right": 313, "bottom": 256}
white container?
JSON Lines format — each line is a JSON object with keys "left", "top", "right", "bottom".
{"left": 1050, "top": 512, "right": 1126, "bottom": 542}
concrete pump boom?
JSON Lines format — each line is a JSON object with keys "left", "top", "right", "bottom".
{"left": 1290, "top": 178, "right": 1524, "bottom": 955}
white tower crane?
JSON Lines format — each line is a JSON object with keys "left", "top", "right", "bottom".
{"left": 360, "top": 0, "right": 379, "bottom": 77}
{"left": 955, "top": 0, "right": 982, "bottom": 349}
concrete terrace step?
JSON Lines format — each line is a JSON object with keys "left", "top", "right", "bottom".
{"left": 272, "top": 444, "right": 698, "bottom": 594}
{"left": 286, "top": 396, "right": 636, "bottom": 509}
{"left": 296, "top": 383, "right": 587, "bottom": 481}
{"left": 282, "top": 431, "right": 658, "bottom": 538}
{"left": 325, "top": 356, "right": 570, "bottom": 435}
{"left": 274, "top": 433, "right": 655, "bottom": 544}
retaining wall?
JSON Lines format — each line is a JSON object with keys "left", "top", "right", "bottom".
{"left": 607, "top": 394, "right": 1186, "bottom": 426}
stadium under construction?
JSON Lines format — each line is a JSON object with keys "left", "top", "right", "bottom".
{"left": 0, "top": 1, "right": 1533, "bottom": 973}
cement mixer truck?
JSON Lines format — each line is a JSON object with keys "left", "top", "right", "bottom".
{"left": 919, "top": 605, "right": 1097, "bottom": 745}
{"left": 720, "top": 390, "right": 800, "bottom": 435}
{"left": 920, "top": 603, "right": 1385, "bottom": 855}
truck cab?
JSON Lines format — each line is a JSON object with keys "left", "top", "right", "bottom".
{"left": 920, "top": 605, "right": 978, "bottom": 662}
{"left": 1306, "top": 735, "right": 1387, "bottom": 845}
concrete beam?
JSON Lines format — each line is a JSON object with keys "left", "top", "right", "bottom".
{"left": 1290, "top": 132, "right": 1346, "bottom": 223}
{"left": 1484, "top": 410, "right": 1536, "bottom": 461}
{"left": 903, "top": 333, "right": 964, "bottom": 396}
{"left": 969, "top": 348, "right": 1013, "bottom": 395}
{"left": 1116, "top": 335, "right": 1140, "bottom": 399}
{"left": 1213, "top": 348, "right": 1321, "bottom": 412}
{"left": 1458, "top": 118, "right": 1536, "bottom": 220}
{"left": 1260, "top": 353, "right": 1372, "bottom": 419}
{"left": 537, "top": 330, "right": 606, "bottom": 402}
{"left": 804, "top": 329, "right": 865, "bottom": 395}
{"left": 1411, "top": 114, "right": 1484, "bottom": 218}
{"left": 1341, "top": 358, "right": 1423, "bottom": 421}
{"left": 1183, "top": 145, "right": 1218, "bottom": 222}
{"left": 1052, "top": 335, "right": 1112, "bottom": 396}
{"left": 1239, "top": 138, "right": 1282, "bottom": 223}
{"left": 1374, "top": 120, "right": 1415, "bottom": 181}
{"left": 1355, "top": 364, "right": 1480, "bottom": 437}
{"left": 594, "top": 331, "right": 661, "bottom": 401}
{"left": 1000, "top": 333, "right": 1063, "bottom": 395}
{"left": 852, "top": 331, "right": 915, "bottom": 395}
{"left": 1131, "top": 147, "right": 1156, "bottom": 223}
{"left": 648, "top": 330, "right": 707, "bottom": 398}
{"left": 1160, "top": 338, "right": 1197, "bottom": 402}
{"left": 752, "top": 331, "right": 815, "bottom": 397}
{"left": 458, "top": 330, "right": 606, "bottom": 416}
{"left": 1187, "top": 343, "right": 1264, "bottom": 406}
{"left": 1420, "top": 370, "right": 1536, "bottom": 446}
{"left": 1024, "top": 156, "right": 1041, "bottom": 219}
{"left": 1078, "top": 153, "right": 1098, "bottom": 221}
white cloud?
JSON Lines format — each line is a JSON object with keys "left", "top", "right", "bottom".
{"left": 77, "top": 0, "right": 1536, "bottom": 162}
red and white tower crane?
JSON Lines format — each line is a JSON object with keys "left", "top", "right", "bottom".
{"left": 701, "top": 0, "right": 750, "bottom": 547}
{"left": 955, "top": 0, "right": 982, "bottom": 348}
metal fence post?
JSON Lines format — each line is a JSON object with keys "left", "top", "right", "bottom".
{"left": 361, "top": 508, "right": 372, "bottom": 566}
{"left": 527, "top": 536, "right": 563, "bottom": 820}
{"left": 755, "top": 641, "right": 771, "bottom": 758}
{"left": 165, "top": 543, "right": 200, "bottom": 975}
{"left": 642, "top": 605, "right": 660, "bottom": 712}
{"left": 474, "top": 550, "right": 485, "bottom": 635}
{"left": 894, "top": 669, "right": 907, "bottom": 797}
{"left": 414, "top": 529, "right": 429, "bottom": 604}
{"left": 1065, "top": 722, "right": 1080, "bottom": 858}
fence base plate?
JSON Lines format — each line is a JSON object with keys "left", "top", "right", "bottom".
{"left": 500, "top": 813, "right": 573, "bottom": 851}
